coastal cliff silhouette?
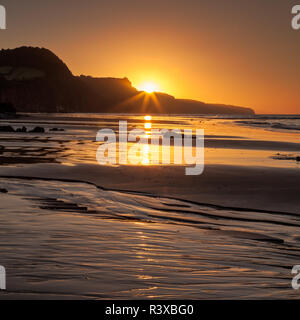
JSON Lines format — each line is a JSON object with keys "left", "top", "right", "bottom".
{"left": 0, "top": 47, "right": 255, "bottom": 115}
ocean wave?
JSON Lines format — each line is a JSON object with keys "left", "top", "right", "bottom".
{"left": 236, "top": 120, "right": 300, "bottom": 131}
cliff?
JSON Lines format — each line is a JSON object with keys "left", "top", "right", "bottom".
{"left": 0, "top": 47, "right": 255, "bottom": 115}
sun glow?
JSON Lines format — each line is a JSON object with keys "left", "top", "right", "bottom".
{"left": 137, "top": 82, "right": 158, "bottom": 93}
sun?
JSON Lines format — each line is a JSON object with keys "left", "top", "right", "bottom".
{"left": 137, "top": 82, "right": 158, "bottom": 94}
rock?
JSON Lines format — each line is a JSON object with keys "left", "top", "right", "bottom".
{"left": 0, "top": 102, "right": 16, "bottom": 114}
{"left": 16, "top": 126, "right": 27, "bottom": 133}
{"left": 29, "top": 126, "right": 45, "bottom": 133}
{"left": 50, "top": 128, "right": 64, "bottom": 132}
{"left": 0, "top": 188, "right": 8, "bottom": 193}
{"left": 0, "top": 103, "right": 17, "bottom": 119}
{"left": 0, "top": 125, "right": 15, "bottom": 132}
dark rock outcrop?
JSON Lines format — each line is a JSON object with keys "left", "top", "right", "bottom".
{"left": 0, "top": 125, "right": 15, "bottom": 132}
{"left": 0, "top": 47, "right": 255, "bottom": 115}
{"left": 0, "top": 102, "right": 17, "bottom": 119}
{"left": 16, "top": 126, "right": 27, "bottom": 132}
{"left": 29, "top": 126, "right": 45, "bottom": 133}
{"left": 0, "top": 102, "right": 16, "bottom": 114}
{"left": 50, "top": 128, "right": 64, "bottom": 132}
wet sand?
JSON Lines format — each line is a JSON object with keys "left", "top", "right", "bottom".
{"left": 0, "top": 114, "right": 300, "bottom": 299}
{"left": 1, "top": 163, "right": 300, "bottom": 214}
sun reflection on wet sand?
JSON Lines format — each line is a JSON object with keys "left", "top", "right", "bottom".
{"left": 7, "top": 113, "right": 299, "bottom": 169}
{"left": 142, "top": 144, "right": 150, "bottom": 165}
{"left": 144, "top": 122, "right": 152, "bottom": 129}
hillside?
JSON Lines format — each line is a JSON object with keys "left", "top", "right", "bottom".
{"left": 0, "top": 47, "right": 255, "bottom": 115}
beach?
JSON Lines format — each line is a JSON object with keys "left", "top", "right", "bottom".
{"left": 0, "top": 113, "right": 300, "bottom": 299}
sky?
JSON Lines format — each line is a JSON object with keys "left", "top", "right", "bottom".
{"left": 0, "top": 0, "right": 300, "bottom": 114}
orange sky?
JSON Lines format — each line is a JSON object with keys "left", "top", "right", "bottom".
{"left": 1, "top": 0, "right": 300, "bottom": 114}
